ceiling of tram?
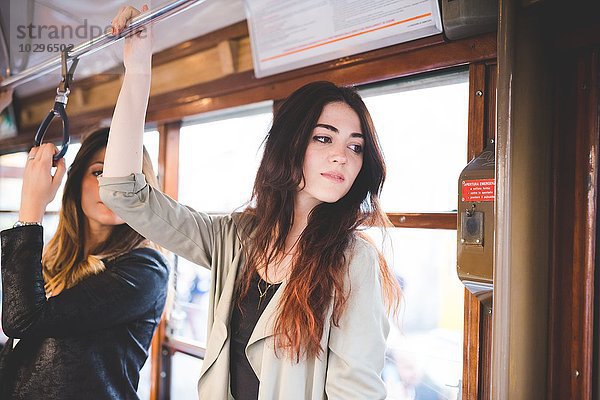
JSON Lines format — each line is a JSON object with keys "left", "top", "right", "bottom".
{"left": 0, "top": 0, "right": 246, "bottom": 96}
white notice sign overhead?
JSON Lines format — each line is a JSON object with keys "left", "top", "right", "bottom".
{"left": 245, "top": 0, "right": 443, "bottom": 78}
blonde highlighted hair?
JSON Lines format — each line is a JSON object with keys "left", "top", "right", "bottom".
{"left": 42, "top": 127, "right": 159, "bottom": 296}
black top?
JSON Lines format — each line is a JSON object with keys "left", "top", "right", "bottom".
{"left": 229, "top": 272, "right": 281, "bottom": 400}
{"left": 0, "top": 225, "right": 169, "bottom": 400}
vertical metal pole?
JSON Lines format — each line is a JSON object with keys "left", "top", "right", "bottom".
{"left": 493, "top": 0, "right": 552, "bottom": 398}
{"left": 492, "top": 0, "right": 515, "bottom": 397}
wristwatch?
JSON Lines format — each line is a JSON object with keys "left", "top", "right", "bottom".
{"left": 13, "top": 221, "right": 42, "bottom": 228}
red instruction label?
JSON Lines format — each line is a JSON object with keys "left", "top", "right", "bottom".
{"left": 462, "top": 179, "right": 495, "bottom": 202}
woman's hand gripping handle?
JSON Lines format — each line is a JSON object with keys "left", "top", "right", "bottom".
{"left": 19, "top": 144, "right": 67, "bottom": 223}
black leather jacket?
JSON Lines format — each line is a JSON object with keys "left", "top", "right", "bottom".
{"left": 0, "top": 225, "right": 169, "bottom": 400}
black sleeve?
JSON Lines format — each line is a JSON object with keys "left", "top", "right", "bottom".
{"left": 1, "top": 225, "right": 169, "bottom": 339}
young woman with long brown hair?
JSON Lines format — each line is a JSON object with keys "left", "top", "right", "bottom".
{"left": 0, "top": 128, "right": 168, "bottom": 399}
{"left": 100, "top": 6, "right": 401, "bottom": 399}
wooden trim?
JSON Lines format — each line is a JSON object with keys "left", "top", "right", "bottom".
{"left": 148, "top": 33, "right": 444, "bottom": 110}
{"left": 147, "top": 32, "right": 495, "bottom": 123}
{"left": 462, "top": 61, "right": 496, "bottom": 400}
{"left": 468, "top": 63, "right": 486, "bottom": 161}
{"left": 158, "top": 121, "right": 181, "bottom": 198}
{"left": 164, "top": 336, "right": 206, "bottom": 359}
{"left": 467, "top": 61, "right": 496, "bottom": 159}
{"left": 152, "top": 21, "right": 248, "bottom": 67}
{"left": 149, "top": 319, "right": 166, "bottom": 400}
{"left": 485, "top": 64, "right": 497, "bottom": 145}
{"left": 386, "top": 213, "right": 456, "bottom": 229}
{"left": 480, "top": 63, "right": 496, "bottom": 400}
{"left": 463, "top": 292, "right": 481, "bottom": 400}
{"left": 149, "top": 121, "right": 182, "bottom": 400}
{"left": 548, "top": 47, "right": 599, "bottom": 400}
{"left": 579, "top": 49, "right": 598, "bottom": 400}
{"left": 596, "top": 198, "right": 600, "bottom": 400}
{"left": 479, "top": 304, "right": 493, "bottom": 400}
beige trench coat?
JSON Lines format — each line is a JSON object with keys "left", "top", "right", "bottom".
{"left": 99, "top": 173, "right": 389, "bottom": 400}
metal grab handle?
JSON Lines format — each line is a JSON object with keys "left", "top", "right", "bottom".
{"left": 34, "top": 100, "right": 70, "bottom": 161}
{"left": 33, "top": 46, "right": 76, "bottom": 162}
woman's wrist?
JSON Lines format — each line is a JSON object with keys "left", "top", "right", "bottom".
{"left": 19, "top": 207, "right": 44, "bottom": 223}
{"left": 125, "top": 66, "right": 151, "bottom": 75}
{"left": 125, "top": 59, "right": 151, "bottom": 75}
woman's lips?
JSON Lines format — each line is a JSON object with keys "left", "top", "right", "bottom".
{"left": 321, "top": 172, "right": 345, "bottom": 182}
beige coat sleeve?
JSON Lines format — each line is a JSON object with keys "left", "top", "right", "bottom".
{"left": 98, "top": 173, "right": 218, "bottom": 268}
{"left": 325, "top": 238, "right": 390, "bottom": 400}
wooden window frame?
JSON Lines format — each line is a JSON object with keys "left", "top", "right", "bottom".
{"left": 461, "top": 61, "right": 496, "bottom": 400}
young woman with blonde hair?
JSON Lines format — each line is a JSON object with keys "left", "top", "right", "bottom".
{"left": 100, "top": 5, "right": 401, "bottom": 399}
{"left": 0, "top": 128, "right": 168, "bottom": 399}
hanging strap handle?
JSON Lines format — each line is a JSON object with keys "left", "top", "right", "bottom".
{"left": 34, "top": 45, "right": 78, "bottom": 161}
{"left": 34, "top": 99, "right": 70, "bottom": 161}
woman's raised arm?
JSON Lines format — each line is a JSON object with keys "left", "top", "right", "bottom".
{"left": 103, "top": 5, "right": 151, "bottom": 178}
{"left": 99, "top": 5, "right": 226, "bottom": 268}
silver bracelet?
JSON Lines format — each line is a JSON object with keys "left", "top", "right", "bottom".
{"left": 13, "top": 221, "right": 42, "bottom": 228}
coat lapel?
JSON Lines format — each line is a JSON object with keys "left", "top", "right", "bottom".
{"left": 214, "top": 256, "right": 240, "bottom": 326}
{"left": 198, "top": 256, "right": 240, "bottom": 378}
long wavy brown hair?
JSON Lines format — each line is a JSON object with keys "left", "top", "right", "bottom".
{"left": 42, "top": 127, "right": 159, "bottom": 296}
{"left": 237, "top": 81, "right": 401, "bottom": 361}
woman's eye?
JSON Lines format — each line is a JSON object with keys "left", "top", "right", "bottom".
{"left": 348, "top": 144, "right": 363, "bottom": 154}
{"left": 313, "top": 135, "right": 332, "bottom": 144}
{"left": 92, "top": 170, "right": 103, "bottom": 177}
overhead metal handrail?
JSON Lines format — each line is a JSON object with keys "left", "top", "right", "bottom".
{"left": 0, "top": 0, "right": 208, "bottom": 89}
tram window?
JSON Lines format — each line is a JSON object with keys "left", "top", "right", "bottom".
{"left": 178, "top": 104, "right": 272, "bottom": 213}
{"left": 170, "top": 352, "right": 204, "bottom": 399}
{"left": 366, "top": 228, "right": 464, "bottom": 400}
{"left": 0, "top": 152, "right": 28, "bottom": 230}
{"left": 357, "top": 70, "right": 468, "bottom": 400}
{"left": 359, "top": 70, "right": 469, "bottom": 213}
{"left": 143, "top": 130, "right": 160, "bottom": 178}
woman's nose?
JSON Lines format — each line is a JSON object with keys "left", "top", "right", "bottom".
{"left": 329, "top": 146, "right": 347, "bottom": 164}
